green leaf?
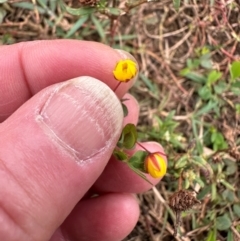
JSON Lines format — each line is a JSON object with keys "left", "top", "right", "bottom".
{"left": 91, "top": 14, "right": 105, "bottom": 40}
{"left": 37, "top": 0, "right": 48, "bottom": 9}
{"left": 12, "top": 2, "right": 45, "bottom": 13}
{"left": 65, "top": 15, "right": 89, "bottom": 38}
{"left": 207, "top": 70, "right": 222, "bottom": 86}
{"left": 233, "top": 204, "right": 240, "bottom": 218}
{"left": 220, "top": 179, "right": 235, "bottom": 191}
{"left": 225, "top": 161, "right": 237, "bottom": 176}
{"left": 194, "top": 176, "right": 205, "bottom": 188}
{"left": 199, "top": 46, "right": 211, "bottom": 56}
{"left": 198, "top": 185, "right": 211, "bottom": 200}
{"left": 210, "top": 130, "right": 217, "bottom": 142}
{"left": 222, "top": 189, "right": 235, "bottom": 202}
{"left": 97, "top": 0, "right": 107, "bottom": 8}
{"left": 236, "top": 104, "right": 240, "bottom": 114}
{"left": 139, "top": 73, "right": 157, "bottom": 93}
{"left": 180, "top": 69, "right": 206, "bottom": 84}
{"left": 191, "top": 119, "right": 203, "bottom": 154}
{"left": 65, "top": 5, "right": 95, "bottom": 16}
{"left": 210, "top": 131, "right": 228, "bottom": 151}
{"left": 122, "top": 103, "right": 128, "bottom": 117}
{"left": 113, "top": 149, "right": 128, "bottom": 161}
{"left": 113, "top": 34, "right": 137, "bottom": 41}
{"left": 216, "top": 214, "right": 231, "bottom": 231}
{"left": 175, "top": 155, "right": 188, "bottom": 169}
{"left": 192, "top": 156, "right": 207, "bottom": 166}
{"left": 195, "top": 100, "right": 218, "bottom": 117}
{"left": 211, "top": 183, "right": 217, "bottom": 201}
{"left": 107, "top": 7, "right": 122, "bottom": 16}
{"left": 200, "top": 52, "right": 212, "bottom": 69}
{"left": 183, "top": 178, "right": 190, "bottom": 189}
{"left": 173, "top": 0, "right": 180, "bottom": 10}
{"left": 214, "top": 81, "right": 228, "bottom": 94}
{"left": 50, "top": 0, "right": 57, "bottom": 12}
{"left": 205, "top": 229, "right": 216, "bottom": 241}
{"left": 0, "top": 7, "right": 6, "bottom": 24}
{"left": 227, "top": 230, "right": 234, "bottom": 241}
{"left": 230, "top": 61, "right": 240, "bottom": 80}
{"left": 231, "top": 81, "right": 240, "bottom": 88}
{"left": 128, "top": 150, "right": 147, "bottom": 172}
{"left": 237, "top": 224, "right": 240, "bottom": 233}
{"left": 198, "top": 85, "right": 212, "bottom": 100}
{"left": 186, "top": 58, "right": 201, "bottom": 69}
{"left": 118, "top": 124, "right": 137, "bottom": 149}
{"left": 200, "top": 58, "right": 212, "bottom": 69}
{"left": 231, "top": 86, "right": 240, "bottom": 95}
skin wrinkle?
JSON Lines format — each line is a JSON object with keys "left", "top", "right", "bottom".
{"left": 56, "top": 93, "right": 107, "bottom": 156}
{"left": 57, "top": 92, "right": 107, "bottom": 141}
{"left": 53, "top": 230, "right": 71, "bottom": 241}
{"left": 17, "top": 43, "right": 34, "bottom": 97}
{"left": 0, "top": 45, "right": 33, "bottom": 121}
{"left": 35, "top": 83, "right": 82, "bottom": 161}
{"left": 37, "top": 77, "right": 123, "bottom": 163}
{"left": 24, "top": 143, "right": 70, "bottom": 208}
{"left": 72, "top": 80, "right": 122, "bottom": 156}
{"left": 0, "top": 159, "right": 37, "bottom": 241}
{"left": 38, "top": 84, "right": 61, "bottom": 117}
{"left": 0, "top": 206, "right": 29, "bottom": 241}
{"left": 2, "top": 137, "right": 63, "bottom": 240}
{"left": 73, "top": 81, "right": 120, "bottom": 135}
{"left": 7, "top": 127, "right": 86, "bottom": 240}
{"left": 72, "top": 78, "right": 123, "bottom": 162}
{"left": 0, "top": 113, "right": 11, "bottom": 119}
{"left": 36, "top": 117, "right": 81, "bottom": 161}
{"left": 39, "top": 93, "right": 105, "bottom": 161}
{"left": 0, "top": 99, "right": 18, "bottom": 107}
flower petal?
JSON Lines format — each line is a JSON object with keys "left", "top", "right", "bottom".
{"left": 113, "top": 59, "right": 138, "bottom": 82}
{"left": 144, "top": 152, "right": 167, "bottom": 178}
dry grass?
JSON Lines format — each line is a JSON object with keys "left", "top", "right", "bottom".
{"left": 1, "top": 0, "right": 240, "bottom": 240}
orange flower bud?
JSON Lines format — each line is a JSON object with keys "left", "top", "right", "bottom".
{"left": 144, "top": 152, "right": 167, "bottom": 178}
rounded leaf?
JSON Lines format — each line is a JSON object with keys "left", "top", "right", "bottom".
{"left": 128, "top": 151, "right": 147, "bottom": 172}
{"left": 118, "top": 124, "right": 137, "bottom": 149}
{"left": 216, "top": 215, "right": 231, "bottom": 231}
{"left": 113, "top": 149, "right": 128, "bottom": 161}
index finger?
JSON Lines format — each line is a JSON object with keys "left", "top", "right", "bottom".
{"left": 0, "top": 40, "right": 137, "bottom": 122}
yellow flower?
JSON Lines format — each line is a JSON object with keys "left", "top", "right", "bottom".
{"left": 113, "top": 59, "right": 137, "bottom": 82}
{"left": 144, "top": 152, "right": 167, "bottom": 178}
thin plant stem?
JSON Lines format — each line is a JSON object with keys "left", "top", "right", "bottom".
{"left": 136, "top": 142, "right": 167, "bottom": 157}
{"left": 113, "top": 82, "right": 121, "bottom": 92}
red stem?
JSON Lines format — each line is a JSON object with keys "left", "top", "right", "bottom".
{"left": 113, "top": 82, "right": 121, "bottom": 92}
{"left": 136, "top": 142, "right": 167, "bottom": 157}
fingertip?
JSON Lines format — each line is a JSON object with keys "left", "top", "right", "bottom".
{"left": 62, "top": 193, "right": 139, "bottom": 241}
{"left": 134, "top": 141, "right": 166, "bottom": 157}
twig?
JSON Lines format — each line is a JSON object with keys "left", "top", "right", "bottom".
{"left": 145, "top": 50, "right": 188, "bottom": 94}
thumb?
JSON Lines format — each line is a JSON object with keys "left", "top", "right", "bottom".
{"left": 0, "top": 76, "right": 123, "bottom": 241}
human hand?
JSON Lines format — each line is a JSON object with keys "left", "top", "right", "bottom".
{"left": 0, "top": 40, "right": 166, "bottom": 241}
